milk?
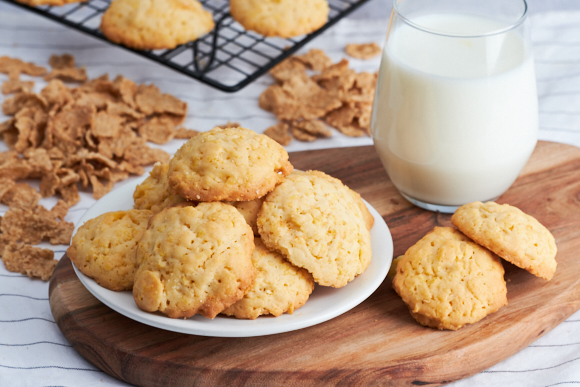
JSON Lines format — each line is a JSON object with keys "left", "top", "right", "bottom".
{"left": 371, "top": 13, "right": 538, "bottom": 206}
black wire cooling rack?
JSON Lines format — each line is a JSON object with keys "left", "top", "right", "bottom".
{"left": 1, "top": 0, "right": 373, "bottom": 92}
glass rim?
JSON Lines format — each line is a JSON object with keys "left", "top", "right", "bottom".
{"left": 392, "top": 0, "right": 528, "bottom": 38}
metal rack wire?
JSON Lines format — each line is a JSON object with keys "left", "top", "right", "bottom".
{"left": 1, "top": 0, "right": 372, "bottom": 92}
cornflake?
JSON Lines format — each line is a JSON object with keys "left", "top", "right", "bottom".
{"left": 2, "top": 73, "right": 34, "bottom": 95}
{"left": 291, "top": 125, "right": 316, "bottom": 142}
{"left": 174, "top": 127, "right": 200, "bottom": 139}
{"left": 49, "top": 54, "right": 76, "bottom": 70}
{"left": 0, "top": 204, "right": 74, "bottom": 245}
{"left": 260, "top": 49, "right": 378, "bottom": 145}
{"left": 0, "top": 177, "right": 16, "bottom": 199}
{"left": 0, "top": 56, "right": 47, "bottom": 77}
{"left": 0, "top": 53, "right": 196, "bottom": 280}
{"left": 292, "top": 119, "right": 332, "bottom": 139}
{"left": 2, "top": 242, "right": 57, "bottom": 281}
{"left": 216, "top": 122, "right": 241, "bottom": 129}
{"left": 269, "top": 58, "right": 307, "bottom": 83}
{"left": 135, "top": 84, "right": 187, "bottom": 116}
{"left": 138, "top": 116, "right": 175, "bottom": 144}
{"left": 0, "top": 182, "right": 41, "bottom": 209}
{"left": 345, "top": 42, "right": 382, "bottom": 60}
{"left": 296, "top": 49, "right": 332, "bottom": 71}
{"left": 45, "top": 55, "right": 87, "bottom": 83}
{"left": 264, "top": 122, "right": 292, "bottom": 146}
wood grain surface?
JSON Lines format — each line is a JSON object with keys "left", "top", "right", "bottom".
{"left": 49, "top": 140, "right": 580, "bottom": 387}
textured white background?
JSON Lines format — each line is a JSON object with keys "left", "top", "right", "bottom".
{"left": 0, "top": 1, "right": 580, "bottom": 386}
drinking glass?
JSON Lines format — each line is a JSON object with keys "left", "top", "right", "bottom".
{"left": 371, "top": 0, "right": 538, "bottom": 213}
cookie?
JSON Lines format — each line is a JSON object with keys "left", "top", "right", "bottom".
{"left": 100, "top": 0, "right": 215, "bottom": 50}
{"left": 257, "top": 170, "right": 372, "bottom": 288}
{"left": 230, "top": 0, "right": 329, "bottom": 38}
{"left": 222, "top": 238, "right": 315, "bottom": 319}
{"left": 67, "top": 209, "right": 152, "bottom": 291}
{"left": 393, "top": 227, "right": 508, "bottom": 330}
{"left": 16, "top": 0, "right": 84, "bottom": 6}
{"left": 167, "top": 127, "right": 293, "bottom": 202}
{"left": 133, "top": 162, "right": 186, "bottom": 213}
{"left": 133, "top": 202, "right": 255, "bottom": 319}
{"left": 227, "top": 196, "right": 266, "bottom": 236}
{"left": 349, "top": 188, "right": 374, "bottom": 231}
{"left": 387, "top": 255, "right": 403, "bottom": 278}
{"left": 451, "top": 201, "right": 557, "bottom": 280}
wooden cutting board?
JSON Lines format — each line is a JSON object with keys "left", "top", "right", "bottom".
{"left": 49, "top": 140, "right": 580, "bottom": 386}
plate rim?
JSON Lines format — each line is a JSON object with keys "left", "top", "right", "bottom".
{"left": 72, "top": 176, "right": 393, "bottom": 337}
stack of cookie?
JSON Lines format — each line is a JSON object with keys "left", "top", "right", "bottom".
{"left": 392, "top": 201, "right": 557, "bottom": 330}
{"left": 68, "top": 126, "right": 373, "bottom": 320}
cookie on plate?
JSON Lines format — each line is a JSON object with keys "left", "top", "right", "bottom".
{"left": 349, "top": 188, "right": 374, "bottom": 231}
{"left": 230, "top": 0, "right": 329, "bottom": 38}
{"left": 451, "top": 201, "right": 557, "bottom": 280}
{"left": 100, "top": 0, "right": 215, "bottom": 50}
{"left": 67, "top": 209, "right": 153, "bottom": 291}
{"left": 133, "top": 162, "right": 186, "bottom": 213}
{"left": 222, "top": 238, "right": 315, "bottom": 319}
{"left": 227, "top": 196, "right": 266, "bottom": 236}
{"left": 167, "top": 127, "right": 293, "bottom": 202}
{"left": 133, "top": 202, "right": 255, "bottom": 319}
{"left": 257, "top": 170, "right": 371, "bottom": 288}
{"left": 393, "top": 227, "right": 508, "bottom": 330}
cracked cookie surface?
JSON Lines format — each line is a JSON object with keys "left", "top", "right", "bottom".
{"left": 392, "top": 227, "right": 507, "bottom": 330}
{"left": 168, "top": 127, "right": 293, "bottom": 202}
{"left": 257, "top": 170, "right": 371, "bottom": 288}
{"left": 222, "top": 238, "right": 315, "bottom": 319}
{"left": 68, "top": 209, "right": 152, "bottom": 291}
{"left": 227, "top": 196, "right": 266, "bottom": 236}
{"left": 452, "top": 201, "right": 557, "bottom": 280}
{"left": 133, "top": 162, "right": 186, "bottom": 214}
{"left": 132, "top": 202, "right": 255, "bottom": 319}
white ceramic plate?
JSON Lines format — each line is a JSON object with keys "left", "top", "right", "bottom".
{"left": 72, "top": 176, "right": 394, "bottom": 337}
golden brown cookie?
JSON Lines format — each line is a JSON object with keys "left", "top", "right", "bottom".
{"left": 222, "top": 238, "right": 315, "bottom": 319}
{"left": 451, "top": 201, "right": 557, "bottom": 280}
{"left": 257, "top": 170, "right": 372, "bottom": 288}
{"left": 227, "top": 196, "right": 266, "bottom": 236}
{"left": 230, "top": 0, "right": 329, "bottom": 38}
{"left": 67, "top": 209, "right": 152, "bottom": 291}
{"left": 387, "top": 255, "right": 403, "bottom": 278}
{"left": 16, "top": 0, "right": 85, "bottom": 6}
{"left": 349, "top": 188, "right": 374, "bottom": 231}
{"left": 133, "top": 202, "right": 255, "bottom": 319}
{"left": 168, "top": 127, "right": 293, "bottom": 202}
{"left": 100, "top": 0, "right": 215, "bottom": 50}
{"left": 133, "top": 162, "right": 186, "bottom": 213}
{"left": 393, "top": 227, "right": 508, "bottom": 330}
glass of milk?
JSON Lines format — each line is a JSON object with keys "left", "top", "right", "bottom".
{"left": 371, "top": 0, "right": 538, "bottom": 213}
